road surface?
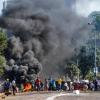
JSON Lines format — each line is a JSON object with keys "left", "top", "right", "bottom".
{"left": 2, "top": 92, "right": 100, "bottom": 100}
{"left": 55, "top": 93, "right": 100, "bottom": 100}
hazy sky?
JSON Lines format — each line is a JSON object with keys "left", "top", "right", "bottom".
{"left": 0, "top": 0, "right": 100, "bottom": 17}
{"left": 75, "top": 0, "right": 100, "bottom": 17}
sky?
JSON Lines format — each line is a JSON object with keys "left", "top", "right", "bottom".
{"left": 75, "top": 0, "right": 100, "bottom": 17}
{"left": 0, "top": 0, "right": 100, "bottom": 17}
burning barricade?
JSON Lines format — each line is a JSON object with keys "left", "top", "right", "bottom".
{"left": 23, "top": 83, "right": 32, "bottom": 92}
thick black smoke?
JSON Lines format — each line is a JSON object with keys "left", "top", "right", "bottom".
{"left": 0, "top": 0, "right": 90, "bottom": 81}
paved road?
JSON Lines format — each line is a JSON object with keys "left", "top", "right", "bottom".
{"left": 4, "top": 92, "right": 57, "bottom": 100}
{"left": 55, "top": 93, "right": 100, "bottom": 100}
{"left": 3, "top": 92, "right": 100, "bottom": 100}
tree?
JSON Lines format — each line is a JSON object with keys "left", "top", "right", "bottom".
{"left": 88, "top": 12, "right": 100, "bottom": 78}
{"left": 65, "top": 63, "right": 80, "bottom": 81}
{"left": 89, "top": 12, "right": 100, "bottom": 32}
{"left": 0, "top": 55, "right": 6, "bottom": 75}
{"left": 0, "top": 28, "right": 7, "bottom": 54}
{"left": 86, "top": 70, "right": 94, "bottom": 81}
{"left": 96, "top": 48, "right": 100, "bottom": 67}
{"left": 0, "top": 28, "right": 7, "bottom": 75}
{"left": 78, "top": 46, "right": 94, "bottom": 79}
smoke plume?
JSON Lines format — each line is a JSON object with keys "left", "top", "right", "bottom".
{"left": 0, "top": 0, "right": 90, "bottom": 82}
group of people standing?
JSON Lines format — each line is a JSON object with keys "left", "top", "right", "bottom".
{"left": 89, "top": 80, "right": 99, "bottom": 91}
{"left": 34, "top": 77, "right": 69, "bottom": 91}
{"left": 3, "top": 77, "right": 70, "bottom": 95}
{"left": 2, "top": 77, "right": 100, "bottom": 96}
{"left": 34, "top": 78, "right": 100, "bottom": 92}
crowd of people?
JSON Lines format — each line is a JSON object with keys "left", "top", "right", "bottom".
{"left": 2, "top": 77, "right": 100, "bottom": 96}
{"left": 34, "top": 77, "right": 69, "bottom": 91}
{"left": 3, "top": 77, "right": 70, "bottom": 95}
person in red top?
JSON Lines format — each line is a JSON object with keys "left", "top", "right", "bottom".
{"left": 73, "top": 82, "right": 80, "bottom": 94}
{"left": 73, "top": 82, "right": 80, "bottom": 90}
{"left": 35, "top": 77, "right": 41, "bottom": 91}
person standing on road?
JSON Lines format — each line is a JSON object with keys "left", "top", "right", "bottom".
{"left": 64, "top": 82, "right": 69, "bottom": 91}
{"left": 4, "top": 79, "right": 11, "bottom": 96}
{"left": 35, "top": 77, "right": 41, "bottom": 91}
{"left": 44, "top": 79, "right": 49, "bottom": 91}
{"left": 12, "top": 80, "right": 17, "bottom": 95}
{"left": 90, "top": 82, "right": 95, "bottom": 91}
{"left": 57, "top": 78, "right": 62, "bottom": 91}
{"left": 94, "top": 80, "right": 98, "bottom": 91}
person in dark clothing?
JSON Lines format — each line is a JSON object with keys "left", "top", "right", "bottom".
{"left": 61, "top": 80, "right": 65, "bottom": 90}
{"left": 4, "top": 79, "right": 11, "bottom": 96}
{"left": 94, "top": 80, "right": 98, "bottom": 91}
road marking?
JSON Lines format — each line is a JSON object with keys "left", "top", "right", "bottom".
{"left": 46, "top": 93, "right": 67, "bottom": 100}
{"left": 46, "top": 93, "right": 88, "bottom": 100}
